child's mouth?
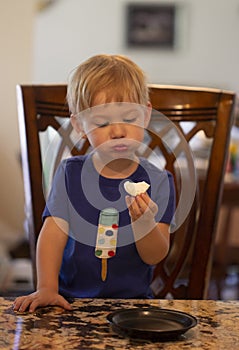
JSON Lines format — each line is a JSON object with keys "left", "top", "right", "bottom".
{"left": 112, "top": 144, "right": 129, "bottom": 152}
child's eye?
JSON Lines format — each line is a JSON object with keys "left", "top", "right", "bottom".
{"left": 91, "top": 116, "right": 109, "bottom": 128}
{"left": 95, "top": 121, "right": 109, "bottom": 128}
{"left": 123, "top": 117, "right": 137, "bottom": 123}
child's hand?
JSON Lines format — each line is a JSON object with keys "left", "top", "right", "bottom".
{"left": 125, "top": 192, "right": 158, "bottom": 223}
{"left": 12, "top": 288, "right": 72, "bottom": 313}
{"left": 126, "top": 192, "right": 169, "bottom": 264}
{"left": 125, "top": 192, "right": 158, "bottom": 239}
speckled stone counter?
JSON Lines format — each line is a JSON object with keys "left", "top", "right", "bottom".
{"left": 0, "top": 297, "right": 238, "bottom": 349}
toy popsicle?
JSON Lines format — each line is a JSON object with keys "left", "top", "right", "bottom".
{"left": 95, "top": 208, "right": 119, "bottom": 281}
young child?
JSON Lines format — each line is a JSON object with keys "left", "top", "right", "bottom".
{"left": 13, "top": 54, "right": 175, "bottom": 312}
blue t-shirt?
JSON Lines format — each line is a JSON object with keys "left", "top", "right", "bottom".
{"left": 43, "top": 154, "right": 175, "bottom": 298}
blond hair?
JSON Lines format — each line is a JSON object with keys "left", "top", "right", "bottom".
{"left": 67, "top": 54, "right": 149, "bottom": 115}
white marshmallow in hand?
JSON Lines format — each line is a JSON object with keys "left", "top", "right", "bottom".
{"left": 124, "top": 181, "right": 150, "bottom": 196}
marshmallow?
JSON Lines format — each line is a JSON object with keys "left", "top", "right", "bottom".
{"left": 124, "top": 181, "right": 150, "bottom": 196}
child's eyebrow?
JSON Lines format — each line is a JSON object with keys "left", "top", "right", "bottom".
{"left": 89, "top": 110, "right": 140, "bottom": 122}
{"left": 91, "top": 106, "right": 141, "bottom": 116}
{"left": 82, "top": 103, "right": 145, "bottom": 121}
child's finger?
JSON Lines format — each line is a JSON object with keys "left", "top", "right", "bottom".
{"left": 138, "top": 193, "right": 158, "bottom": 215}
{"left": 125, "top": 195, "right": 142, "bottom": 220}
{"left": 125, "top": 195, "right": 134, "bottom": 208}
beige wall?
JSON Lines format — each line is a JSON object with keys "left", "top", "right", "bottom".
{"left": 0, "top": 0, "right": 35, "bottom": 248}
{"left": 33, "top": 0, "right": 239, "bottom": 92}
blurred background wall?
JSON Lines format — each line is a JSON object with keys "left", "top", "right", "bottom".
{"left": 33, "top": 0, "right": 239, "bottom": 91}
{"left": 0, "top": 0, "right": 35, "bottom": 254}
{"left": 0, "top": 0, "right": 239, "bottom": 252}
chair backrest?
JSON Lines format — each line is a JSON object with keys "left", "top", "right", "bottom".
{"left": 16, "top": 83, "right": 235, "bottom": 298}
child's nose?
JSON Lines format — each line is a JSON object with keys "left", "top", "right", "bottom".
{"left": 110, "top": 123, "right": 126, "bottom": 138}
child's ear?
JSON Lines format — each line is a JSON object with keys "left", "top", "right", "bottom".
{"left": 143, "top": 102, "right": 152, "bottom": 128}
{"left": 70, "top": 114, "right": 86, "bottom": 138}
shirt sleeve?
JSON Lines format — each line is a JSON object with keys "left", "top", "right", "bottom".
{"left": 42, "top": 159, "right": 70, "bottom": 223}
{"left": 154, "top": 170, "right": 176, "bottom": 225}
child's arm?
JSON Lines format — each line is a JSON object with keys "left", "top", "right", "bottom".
{"left": 125, "top": 192, "right": 170, "bottom": 265}
{"left": 13, "top": 217, "right": 71, "bottom": 313}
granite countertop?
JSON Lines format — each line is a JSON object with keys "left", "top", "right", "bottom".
{"left": 0, "top": 297, "right": 238, "bottom": 349}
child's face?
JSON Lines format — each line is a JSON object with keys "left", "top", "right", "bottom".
{"left": 72, "top": 92, "right": 151, "bottom": 161}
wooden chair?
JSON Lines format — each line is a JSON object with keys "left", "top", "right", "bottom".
{"left": 16, "top": 83, "right": 235, "bottom": 298}
{"left": 212, "top": 180, "right": 239, "bottom": 298}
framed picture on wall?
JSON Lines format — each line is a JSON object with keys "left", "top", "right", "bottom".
{"left": 126, "top": 3, "right": 176, "bottom": 48}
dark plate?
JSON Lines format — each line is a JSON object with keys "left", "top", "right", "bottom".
{"left": 107, "top": 307, "right": 197, "bottom": 341}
